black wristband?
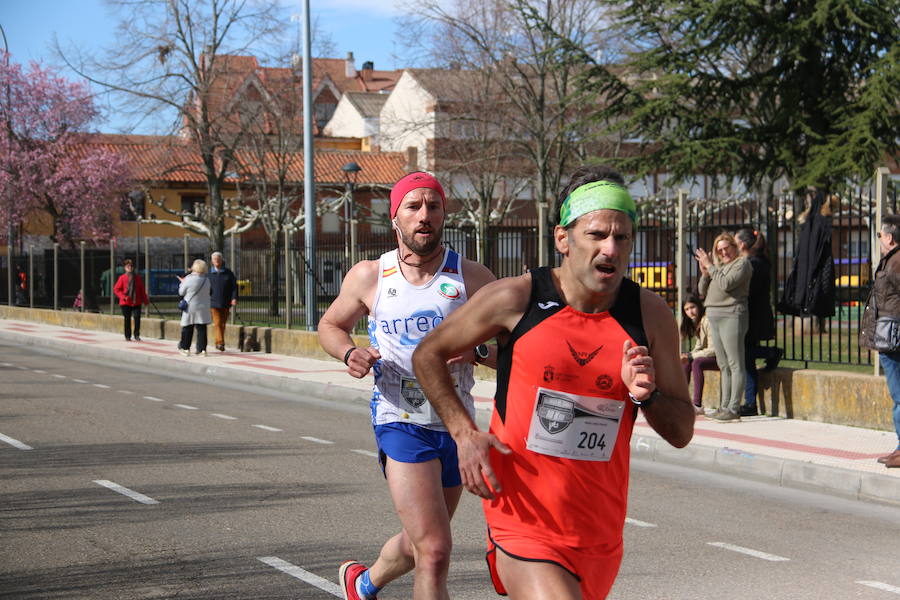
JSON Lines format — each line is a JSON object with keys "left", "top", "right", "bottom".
{"left": 343, "top": 347, "right": 356, "bottom": 366}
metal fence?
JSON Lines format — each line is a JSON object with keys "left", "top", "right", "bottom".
{"left": 3, "top": 176, "right": 897, "bottom": 368}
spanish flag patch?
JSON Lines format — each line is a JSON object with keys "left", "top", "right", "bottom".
{"left": 383, "top": 266, "right": 398, "bottom": 277}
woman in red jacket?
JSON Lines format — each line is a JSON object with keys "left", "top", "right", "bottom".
{"left": 113, "top": 259, "right": 149, "bottom": 341}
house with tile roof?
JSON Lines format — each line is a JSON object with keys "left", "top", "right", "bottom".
{"left": 322, "top": 91, "right": 390, "bottom": 150}
{"left": 191, "top": 53, "right": 402, "bottom": 140}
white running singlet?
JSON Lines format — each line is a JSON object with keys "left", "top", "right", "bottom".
{"left": 367, "top": 248, "right": 475, "bottom": 430}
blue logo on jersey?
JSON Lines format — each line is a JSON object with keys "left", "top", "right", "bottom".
{"left": 377, "top": 305, "right": 445, "bottom": 346}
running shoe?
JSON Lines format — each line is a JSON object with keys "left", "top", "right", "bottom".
{"left": 179, "top": 348, "right": 190, "bottom": 357}
{"left": 339, "top": 561, "right": 375, "bottom": 600}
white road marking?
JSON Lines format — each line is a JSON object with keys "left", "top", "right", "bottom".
{"left": 32, "top": 369, "right": 46, "bottom": 374}
{"left": 174, "top": 404, "right": 198, "bottom": 410}
{"left": 351, "top": 449, "right": 378, "bottom": 458}
{"left": 707, "top": 542, "right": 789, "bottom": 562}
{"left": 857, "top": 581, "right": 900, "bottom": 595}
{"left": 211, "top": 413, "right": 237, "bottom": 420}
{"left": 117, "top": 390, "right": 134, "bottom": 395}
{"left": 93, "top": 384, "right": 111, "bottom": 389}
{"left": 16, "top": 365, "right": 28, "bottom": 370}
{"left": 93, "top": 480, "right": 159, "bottom": 505}
{"left": 143, "top": 396, "right": 165, "bottom": 402}
{"left": 0, "top": 362, "right": 11, "bottom": 366}
{"left": 301, "top": 436, "right": 334, "bottom": 445}
{"left": 625, "top": 517, "right": 657, "bottom": 528}
{"left": 257, "top": 557, "right": 341, "bottom": 597}
{"left": 52, "top": 374, "right": 66, "bottom": 378}
{"left": 72, "top": 378, "right": 88, "bottom": 383}
{"left": 0, "top": 433, "right": 33, "bottom": 451}
{"left": 253, "top": 425, "right": 283, "bottom": 432}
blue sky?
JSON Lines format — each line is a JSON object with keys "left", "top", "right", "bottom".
{"left": 0, "top": 0, "right": 406, "bottom": 131}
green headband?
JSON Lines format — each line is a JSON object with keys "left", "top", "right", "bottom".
{"left": 559, "top": 181, "right": 637, "bottom": 227}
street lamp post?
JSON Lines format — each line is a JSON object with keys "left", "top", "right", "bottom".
{"left": 341, "top": 161, "right": 362, "bottom": 268}
{"left": 1, "top": 24, "right": 12, "bottom": 307}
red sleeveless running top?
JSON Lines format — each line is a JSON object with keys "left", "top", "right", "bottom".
{"left": 484, "top": 267, "right": 647, "bottom": 549}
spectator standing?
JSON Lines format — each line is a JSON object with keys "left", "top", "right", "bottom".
{"left": 860, "top": 215, "right": 900, "bottom": 468}
{"left": 15, "top": 264, "right": 27, "bottom": 306}
{"left": 208, "top": 251, "right": 238, "bottom": 351}
{"left": 680, "top": 295, "right": 718, "bottom": 414}
{"left": 696, "top": 233, "right": 752, "bottom": 422}
{"left": 735, "top": 229, "right": 781, "bottom": 416}
{"left": 112, "top": 259, "right": 149, "bottom": 341}
{"left": 177, "top": 259, "right": 212, "bottom": 357}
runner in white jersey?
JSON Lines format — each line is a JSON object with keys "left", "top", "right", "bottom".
{"left": 368, "top": 246, "right": 476, "bottom": 429}
{"left": 318, "top": 172, "right": 496, "bottom": 600}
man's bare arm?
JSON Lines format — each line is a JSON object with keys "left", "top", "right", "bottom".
{"left": 637, "top": 290, "right": 695, "bottom": 448}
{"left": 413, "top": 275, "right": 529, "bottom": 498}
{"left": 317, "top": 260, "right": 381, "bottom": 378}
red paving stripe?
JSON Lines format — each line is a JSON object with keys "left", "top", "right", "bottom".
{"left": 635, "top": 421, "right": 882, "bottom": 460}
{"left": 130, "top": 347, "right": 179, "bottom": 356}
{"left": 223, "top": 360, "right": 305, "bottom": 373}
{"left": 57, "top": 335, "right": 100, "bottom": 342}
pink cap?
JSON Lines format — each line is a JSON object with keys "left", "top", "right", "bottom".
{"left": 390, "top": 172, "right": 445, "bottom": 218}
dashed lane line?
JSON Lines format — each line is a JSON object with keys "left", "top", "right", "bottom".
{"left": 857, "top": 581, "right": 900, "bottom": 595}
{"left": 72, "top": 378, "right": 88, "bottom": 383}
{"left": 117, "top": 390, "right": 135, "bottom": 395}
{"left": 211, "top": 413, "right": 237, "bottom": 420}
{"left": 15, "top": 365, "right": 28, "bottom": 370}
{"left": 351, "top": 449, "right": 378, "bottom": 458}
{"left": 301, "top": 436, "right": 334, "bottom": 445}
{"left": 143, "top": 396, "right": 165, "bottom": 402}
{"left": 52, "top": 374, "right": 66, "bottom": 378}
{"left": 707, "top": 542, "right": 789, "bottom": 562}
{"left": 253, "top": 425, "right": 283, "bottom": 432}
{"left": 174, "top": 404, "right": 199, "bottom": 410}
{"left": 257, "top": 557, "right": 341, "bottom": 597}
{"left": 93, "top": 480, "right": 159, "bottom": 505}
{"left": 0, "top": 433, "right": 33, "bottom": 451}
{"left": 625, "top": 517, "right": 657, "bottom": 528}
{"left": 32, "top": 369, "right": 46, "bottom": 374}
{"left": 93, "top": 384, "right": 111, "bottom": 389}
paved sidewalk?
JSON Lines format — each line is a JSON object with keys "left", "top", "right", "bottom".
{"left": 1, "top": 317, "right": 898, "bottom": 506}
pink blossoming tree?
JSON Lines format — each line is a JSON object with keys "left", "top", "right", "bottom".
{"left": 0, "top": 53, "right": 131, "bottom": 247}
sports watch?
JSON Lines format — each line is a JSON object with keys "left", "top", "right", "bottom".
{"left": 628, "top": 389, "right": 662, "bottom": 408}
{"left": 474, "top": 344, "right": 489, "bottom": 363}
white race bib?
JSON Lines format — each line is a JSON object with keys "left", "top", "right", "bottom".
{"left": 398, "top": 375, "right": 459, "bottom": 426}
{"left": 525, "top": 387, "right": 625, "bottom": 461}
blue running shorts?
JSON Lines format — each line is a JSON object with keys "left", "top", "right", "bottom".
{"left": 374, "top": 422, "right": 462, "bottom": 488}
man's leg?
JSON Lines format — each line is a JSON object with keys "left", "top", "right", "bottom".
{"left": 180, "top": 325, "right": 193, "bottom": 350}
{"left": 880, "top": 352, "right": 900, "bottom": 450}
{"left": 366, "top": 458, "right": 461, "bottom": 600}
{"left": 495, "top": 551, "right": 581, "bottom": 600}
{"left": 211, "top": 308, "right": 226, "bottom": 348}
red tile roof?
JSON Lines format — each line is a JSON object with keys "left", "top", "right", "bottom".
{"left": 76, "top": 134, "right": 408, "bottom": 186}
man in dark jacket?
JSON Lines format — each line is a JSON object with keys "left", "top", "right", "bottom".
{"left": 208, "top": 251, "right": 238, "bottom": 351}
{"left": 860, "top": 215, "right": 900, "bottom": 468}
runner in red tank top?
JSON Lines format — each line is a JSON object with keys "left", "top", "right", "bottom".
{"left": 413, "top": 165, "right": 695, "bottom": 600}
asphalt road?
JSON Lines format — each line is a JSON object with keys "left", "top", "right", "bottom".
{"left": 1, "top": 342, "right": 899, "bottom": 600}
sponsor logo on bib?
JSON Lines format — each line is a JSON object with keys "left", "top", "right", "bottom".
{"left": 537, "top": 393, "right": 575, "bottom": 434}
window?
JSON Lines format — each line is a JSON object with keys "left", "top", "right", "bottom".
{"left": 120, "top": 191, "right": 146, "bottom": 221}
{"left": 314, "top": 102, "right": 337, "bottom": 130}
{"left": 370, "top": 198, "right": 389, "bottom": 233}
{"left": 321, "top": 210, "right": 340, "bottom": 233}
{"left": 181, "top": 195, "right": 206, "bottom": 216}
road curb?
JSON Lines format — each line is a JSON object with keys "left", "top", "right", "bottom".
{"left": 630, "top": 433, "right": 900, "bottom": 507}
{"left": 4, "top": 328, "right": 898, "bottom": 507}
